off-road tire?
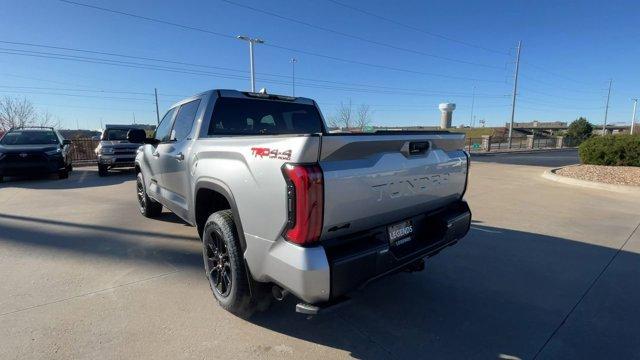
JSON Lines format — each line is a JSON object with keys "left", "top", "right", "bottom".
{"left": 98, "top": 164, "right": 109, "bottom": 177}
{"left": 136, "top": 172, "right": 162, "bottom": 218}
{"left": 202, "top": 210, "right": 261, "bottom": 318}
{"left": 58, "top": 169, "right": 69, "bottom": 179}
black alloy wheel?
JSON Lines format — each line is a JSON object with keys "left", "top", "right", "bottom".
{"left": 136, "top": 176, "right": 146, "bottom": 210}
{"left": 204, "top": 227, "right": 233, "bottom": 297}
{"left": 136, "top": 172, "right": 162, "bottom": 217}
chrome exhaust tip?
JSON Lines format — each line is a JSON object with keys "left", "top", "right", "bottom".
{"left": 272, "top": 285, "right": 289, "bottom": 301}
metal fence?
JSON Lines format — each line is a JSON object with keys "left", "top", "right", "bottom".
{"left": 69, "top": 139, "right": 100, "bottom": 164}
{"left": 465, "top": 137, "right": 578, "bottom": 152}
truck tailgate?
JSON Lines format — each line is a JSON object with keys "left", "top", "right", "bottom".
{"left": 319, "top": 133, "right": 468, "bottom": 239}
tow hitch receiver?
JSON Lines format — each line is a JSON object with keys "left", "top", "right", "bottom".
{"left": 403, "top": 258, "right": 426, "bottom": 273}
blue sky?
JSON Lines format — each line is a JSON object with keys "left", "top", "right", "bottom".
{"left": 1, "top": 0, "right": 638, "bottom": 130}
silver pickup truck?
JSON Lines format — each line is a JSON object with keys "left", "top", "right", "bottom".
{"left": 132, "top": 89, "right": 471, "bottom": 317}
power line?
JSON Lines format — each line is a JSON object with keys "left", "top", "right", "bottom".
{"left": 0, "top": 89, "right": 156, "bottom": 102}
{"left": 266, "top": 43, "right": 504, "bottom": 83}
{"left": 0, "top": 40, "right": 250, "bottom": 75}
{"left": 518, "top": 98, "right": 605, "bottom": 110}
{"left": 57, "top": 0, "right": 504, "bottom": 83}
{"left": 517, "top": 104, "right": 605, "bottom": 112}
{"left": 519, "top": 74, "right": 604, "bottom": 94}
{"left": 0, "top": 85, "right": 186, "bottom": 97}
{"left": 221, "top": 0, "right": 504, "bottom": 69}
{"left": 519, "top": 86, "right": 603, "bottom": 102}
{"left": 0, "top": 48, "right": 510, "bottom": 98}
{"left": 59, "top": 0, "right": 236, "bottom": 40}
{"left": 33, "top": 102, "right": 156, "bottom": 113}
{"left": 2, "top": 39, "right": 510, "bottom": 94}
{"left": 521, "top": 60, "right": 603, "bottom": 86}
{"left": 325, "top": 0, "right": 511, "bottom": 56}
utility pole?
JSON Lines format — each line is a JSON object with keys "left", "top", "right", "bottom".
{"left": 631, "top": 98, "right": 638, "bottom": 135}
{"left": 508, "top": 41, "right": 522, "bottom": 148}
{"left": 470, "top": 85, "right": 476, "bottom": 127}
{"left": 603, "top": 79, "right": 612, "bottom": 135}
{"left": 132, "top": 112, "right": 136, "bottom": 125}
{"left": 290, "top": 58, "right": 297, "bottom": 96}
{"left": 237, "top": 35, "right": 264, "bottom": 92}
{"left": 154, "top": 88, "right": 160, "bottom": 124}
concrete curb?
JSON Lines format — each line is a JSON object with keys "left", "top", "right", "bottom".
{"left": 542, "top": 165, "right": 640, "bottom": 195}
{"left": 471, "top": 148, "right": 577, "bottom": 157}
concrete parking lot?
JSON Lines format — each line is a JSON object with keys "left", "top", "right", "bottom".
{"left": 1, "top": 153, "right": 639, "bottom": 359}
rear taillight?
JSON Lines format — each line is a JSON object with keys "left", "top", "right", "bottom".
{"left": 282, "top": 163, "right": 324, "bottom": 246}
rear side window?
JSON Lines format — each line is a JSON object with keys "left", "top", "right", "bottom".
{"left": 171, "top": 99, "right": 201, "bottom": 141}
{"left": 155, "top": 107, "right": 177, "bottom": 142}
{"left": 208, "top": 97, "right": 324, "bottom": 135}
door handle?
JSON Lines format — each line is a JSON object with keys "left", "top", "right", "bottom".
{"left": 152, "top": 151, "right": 160, "bottom": 158}
{"left": 174, "top": 152, "right": 184, "bottom": 161}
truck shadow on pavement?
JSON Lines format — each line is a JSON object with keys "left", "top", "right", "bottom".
{"left": 0, "top": 167, "right": 133, "bottom": 189}
{"left": 249, "top": 224, "right": 640, "bottom": 360}
{"left": 0, "top": 213, "right": 200, "bottom": 270}
{"left": 0, "top": 215, "right": 637, "bottom": 359}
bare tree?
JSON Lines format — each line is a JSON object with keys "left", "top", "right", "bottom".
{"left": 38, "top": 110, "right": 60, "bottom": 129}
{"left": 355, "top": 104, "right": 372, "bottom": 129}
{"left": 329, "top": 99, "right": 353, "bottom": 130}
{"left": 0, "top": 97, "right": 59, "bottom": 131}
{"left": 0, "top": 97, "right": 37, "bottom": 131}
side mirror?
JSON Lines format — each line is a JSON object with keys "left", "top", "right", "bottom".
{"left": 62, "top": 139, "right": 72, "bottom": 146}
{"left": 127, "top": 129, "right": 147, "bottom": 144}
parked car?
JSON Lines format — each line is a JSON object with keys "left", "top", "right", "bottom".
{"left": 133, "top": 89, "right": 471, "bottom": 317}
{"left": 95, "top": 124, "right": 145, "bottom": 176}
{"left": 0, "top": 126, "right": 72, "bottom": 182}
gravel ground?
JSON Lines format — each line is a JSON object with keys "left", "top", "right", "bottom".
{"left": 556, "top": 165, "right": 640, "bottom": 186}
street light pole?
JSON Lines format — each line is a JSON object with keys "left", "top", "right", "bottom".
{"left": 154, "top": 88, "right": 160, "bottom": 124}
{"left": 603, "top": 79, "right": 612, "bottom": 135}
{"left": 470, "top": 85, "right": 475, "bottom": 128}
{"left": 237, "top": 35, "right": 264, "bottom": 92}
{"left": 290, "top": 58, "right": 297, "bottom": 96}
{"left": 508, "top": 41, "right": 522, "bottom": 148}
{"left": 631, "top": 98, "right": 638, "bottom": 135}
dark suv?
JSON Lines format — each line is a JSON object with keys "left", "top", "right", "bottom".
{"left": 95, "top": 124, "right": 146, "bottom": 176}
{"left": 0, "top": 127, "right": 73, "bottom": 182}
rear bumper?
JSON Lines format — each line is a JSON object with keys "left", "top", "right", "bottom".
{"left": 326, "top": 201, "right": 471, "bottom": 300}
{"left": 249, "top": 201, "right": 471, "bottom": 304}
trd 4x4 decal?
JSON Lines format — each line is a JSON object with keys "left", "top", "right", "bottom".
{"left": 251, "top": 147, "right": 292, "bottom": 160}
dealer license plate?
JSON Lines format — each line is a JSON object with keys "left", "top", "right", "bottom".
{"left": 388, "top": 220, "right": 414, "bottom": 246}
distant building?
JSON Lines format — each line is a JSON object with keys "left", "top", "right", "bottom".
{"left": 508, "top": 121, "right": 567, "bottom": 128}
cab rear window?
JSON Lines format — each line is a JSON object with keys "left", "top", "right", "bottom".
{"left": 208, "top": 97, "right": 324, "bottom": 135}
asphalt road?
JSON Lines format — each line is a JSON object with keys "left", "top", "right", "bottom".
{"left": 0, "top": 159, "right": 639, "bottom": 359}
{"left": 472, "top": 149, "right": 579, "bottom": 167}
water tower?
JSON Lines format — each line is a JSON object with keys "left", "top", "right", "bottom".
{"left": 438, "top": 103, "right": 456, "bottom": 129}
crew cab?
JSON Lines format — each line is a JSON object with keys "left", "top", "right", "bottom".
{"left": 132, "top": 89, "right": 471, "bottom": 317}
{"left": 0, "top": 126, "right": 72, "bottom": 182}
